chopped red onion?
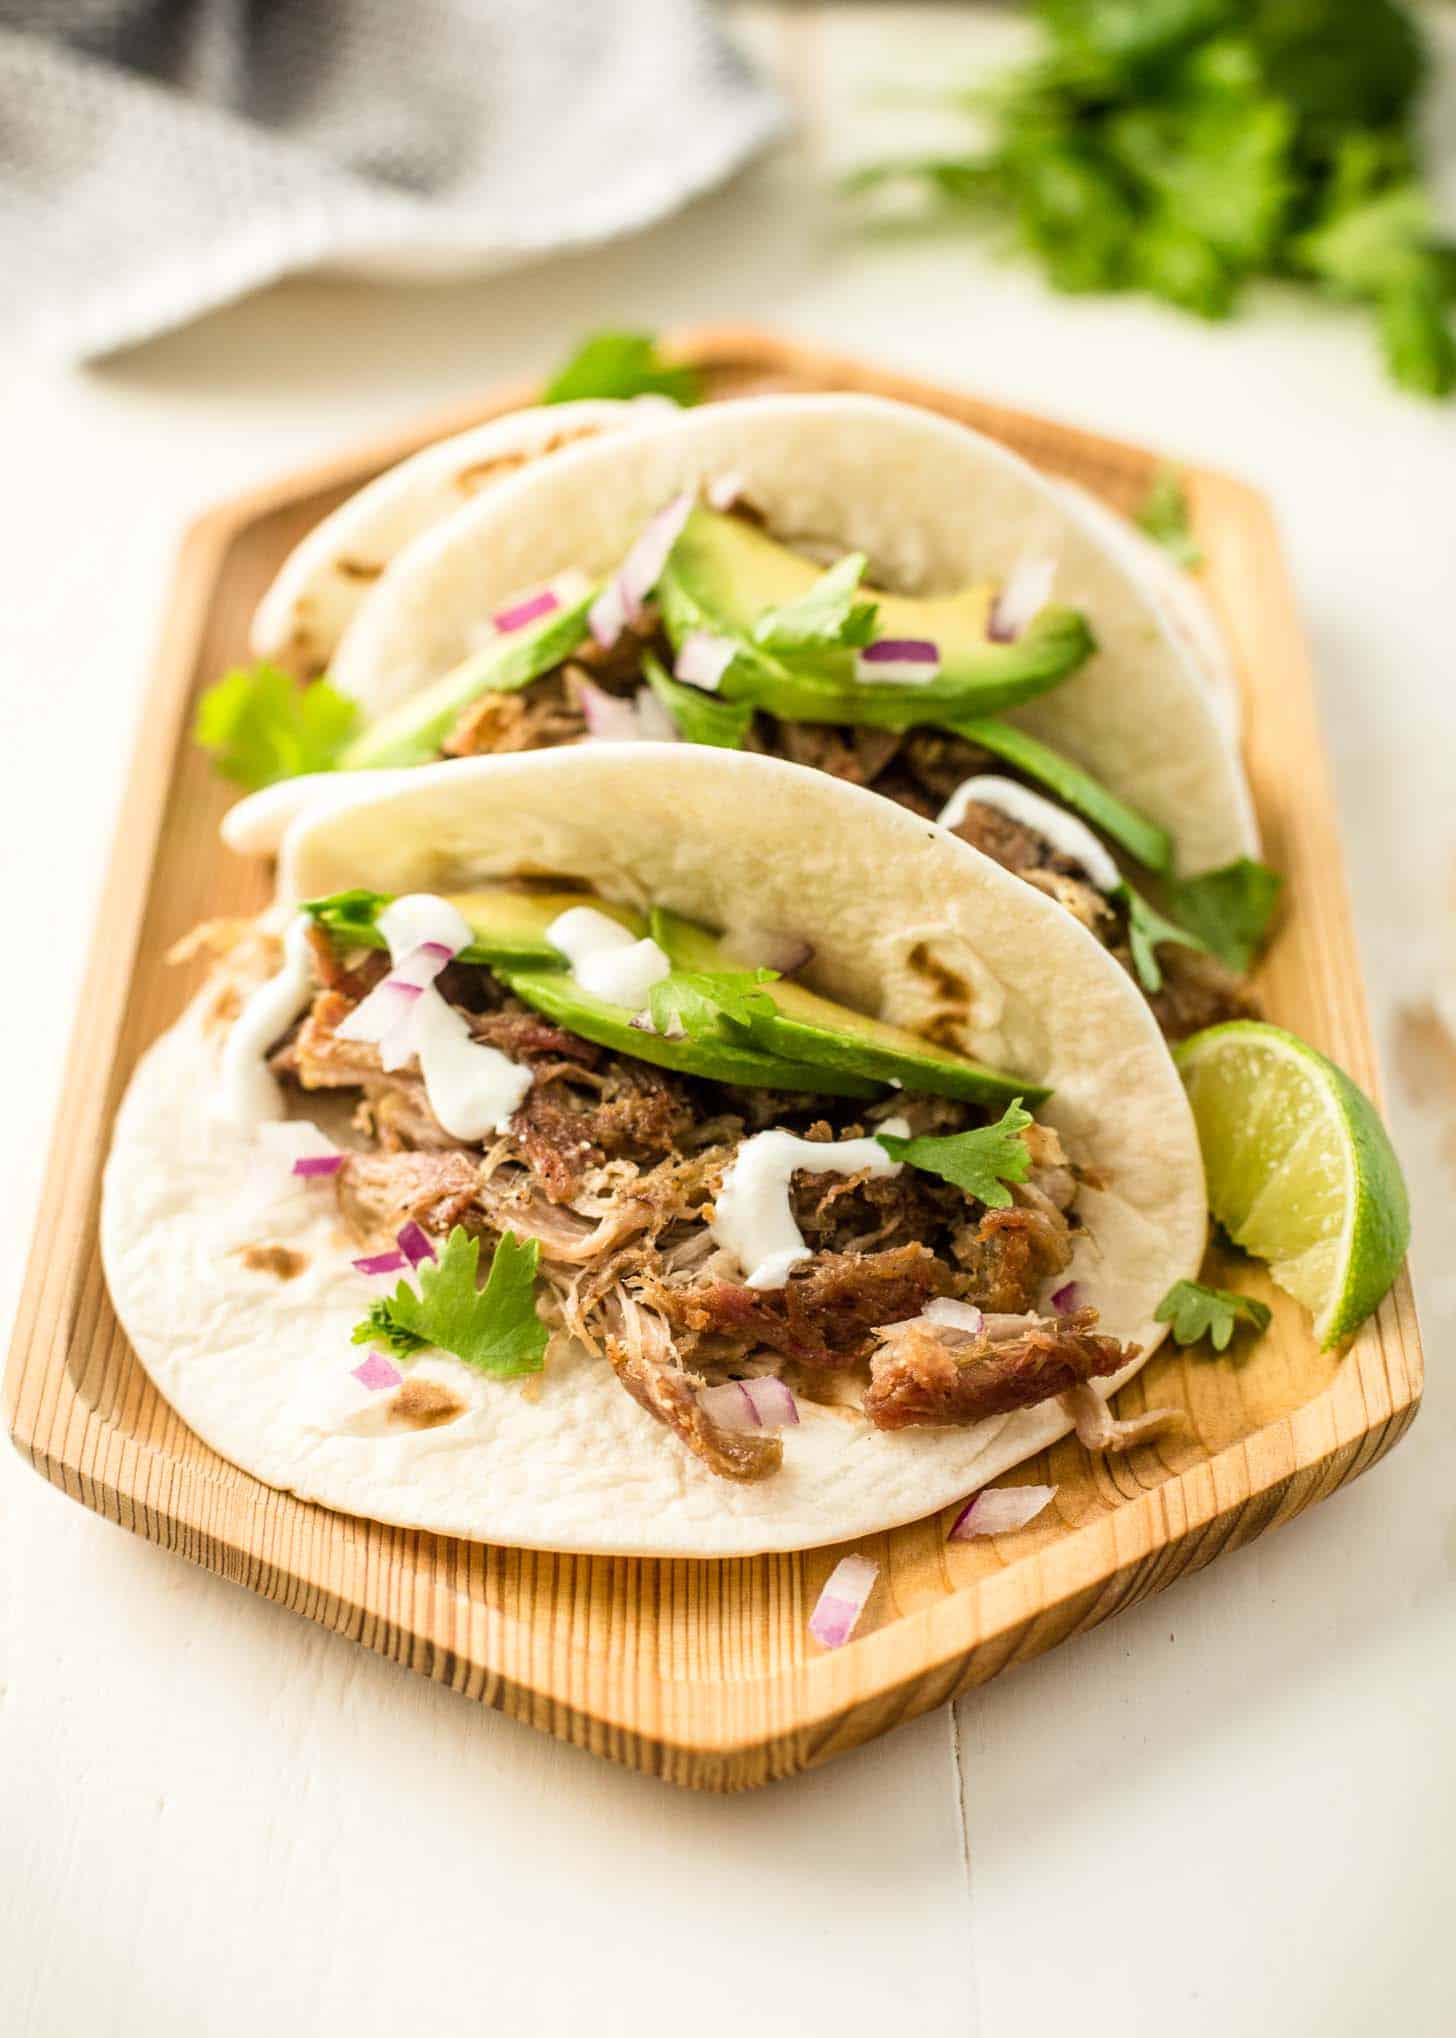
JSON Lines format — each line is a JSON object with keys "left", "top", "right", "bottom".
{"left": 706, "top": 470, "right": 746, "bottom": 511}
{"left": 633, "top": 686, "right": 680, "bottom": 743}
{"left": 950, "top": 1484, "right": 1057, "bottom": 1540}
{"left": 291, "top": 1153, "right": 343, "bottom": 1179}
{"left": 988, "top": 556, "right": 1056, "bottom": 643}
{"left": 351, "top": 1352, "right": 403, "bottom": 1392}
{"left": 673, "top": 631, "right": 736, "bottom": 693}
{"left": 335, "top": 975, "right": 422, "bottom": 1047}
{"left": 809, "top": 1554, "right": 879, "bottom": 1650}
{"left": 493, "top": 588, "right": 560, "bottom": 634}
{"left": 587, "top": 578, "right": 629, "bottom": 652}
{"left": 1050, "top": 1280, "right": 1084, "bottom": 1314}
{"left": 352, "top": 1249, "right": 409, "bottom": 1276}
{"left": 396, "top": 1220, "right": 436, "bottom": 1268}
{"left": 925, "top": 1297, "right": 984, "bottom": 1335}
{"left": 588, "top": 492, "right": 694, "bottom": 649}
{"left": 618, "top": 491, "right": 694, "bottom": 623}
{"left": 576, "top": 676, "right": 643, "bottom": 742}
{"left": 854, "top": 638, "right": 941, "bottom": 686}
{"left": 699, "top": 1376, "right": 800, "bottom": 1433}
{"left": 386, "top": 941, "right": 454, "bottom": 993}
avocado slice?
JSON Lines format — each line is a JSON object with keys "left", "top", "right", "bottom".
{"left": 649, "top": 910, "right": 1049, "bottom": 1107}
{"left": 947, "top": 716, "right": 1173, "bottom": 875}
{"left": 499, "top": 966, "right": 881, "bottom": 1097}
{"left": 339, "top": 591, "right": 595, "bottom": 770}
{"left": 656, "top": 508, "right": 1093, "bottom": 726}
{"left": 303, "top": 886, "right": 642, "bottom": 971}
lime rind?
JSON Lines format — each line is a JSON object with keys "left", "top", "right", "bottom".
{"left": 1176, "top": 1021, "right": 1409, "bottom": 1349}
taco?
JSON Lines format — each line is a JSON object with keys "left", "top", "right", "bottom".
{"left": 250, "top": 396, "right": 662, "bottom": 673}
{"left": 104, "top": 747, "right": 1204, "bottom": 1557}
{"left": 222, "top": 395, "right": 1275, "bottom": 1039}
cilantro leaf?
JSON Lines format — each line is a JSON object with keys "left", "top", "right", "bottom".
{"left": 350, "top": 1300, "right": 428, "bottom": 1359}
{"left": 542, "top": 330, "right": 701, "bottom": 407}
{"left": 352, "top": 1229, "right": 547, "bottom": 1379}
{"left": 876, "top": 1099, "right": 1033, "bottom": 1207}
{"left": 195, "top": 664, "right": 359, "bottom": 790}
{"left": 1120, "top": 883, "right": 1206, "bottom": 993}
{"left": 1135, "top": 465, "right": 1203, "bottom": 568}
{"left": 1155, "top": 1278, "right": 1272, "bottom": 1352}
{"left": 647, "top": 968, "right": 778, "bottom": 1041}
{"left": 1377, "top": 277, "right": 1456, "bottom": 399}
{"left": 640, "top": 653, "right": 754, "bottom": 749}
{"left": 1165, "top": 857, "right": 1282, "bottom": 971}
{"left": 302, "top": 887, "right": 393, "bottom": 948}
{"left": 752, "top": 553, "right": 879, "bottom": 654}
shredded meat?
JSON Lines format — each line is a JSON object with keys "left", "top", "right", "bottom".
{"left": 512, "top": 1056, "right": 695, "bottom": 1202}
{"left": 444, "top": 673, "right": 585, "bottom": 758}
{"left": 338, "top": 1150, "right": 483, "bottom": 1239}
{"left": 771, "top": 720, "right": 904, "bottom": 787}
{"left": 864, "top": 1308, "right": 1136, "bottom": 1430}
{"left": 653, "top": 1243, "right": 954, "bottom": 1369}
{"left": 278, "top": 990, "right": 462, "bottom": 1150}
{"left": 1144, "top": 945, "right": 1260, "bottom": 1040}
{"left": 602, "top": 1291, "right": 780, "bottom": 1482}
{"left": 952, "top": 1202, "right": 1074, "bottom": 1313}
{"left": 305, "top": 924, "right": 389, "bottom": 1002}
{"left": 1060, "top": 1380, "right": 1182, "bottom": 1453}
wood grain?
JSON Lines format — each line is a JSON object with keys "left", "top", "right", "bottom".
{"left": 2, "top": 326, "right": 1423, "bottom": 1791}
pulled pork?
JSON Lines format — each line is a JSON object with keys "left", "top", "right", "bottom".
{"left": 864, "top": 1308, "right": 1134, "bottom": 1430}
{"left": 275, "top": 938, "right": 1140, "bottom": 1482}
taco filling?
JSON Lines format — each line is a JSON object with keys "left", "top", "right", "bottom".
{"left": 279, "top": 492, "right": 1275, "bottom": 1038}
{"left": 223, "top": 884, "right": 1154, "bottom": 1484}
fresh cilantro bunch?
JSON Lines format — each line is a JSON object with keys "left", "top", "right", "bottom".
{"left": 846, "top": 0, "right": 1454, "bottom": 397}
{"left": 542, "top": 331, "right": 702, "bottom": 407}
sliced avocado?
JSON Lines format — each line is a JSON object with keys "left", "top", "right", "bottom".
{"left": 656, "top": 507, "right": 1093, "bottom": 725}
{"left": 947, "top": 715, "right": 1173, "bottom": 875}
{"left": 500, "top": 966, "right": 881, "bottom": 1097}
{"left": 339, "top": 592, "right": 595, "bottom": 770}
{"left": 649, "top": 910, "right": 1048, "bottom": 1107}
{"left": 303, "top": 886, "right": 642, "bottom": 970}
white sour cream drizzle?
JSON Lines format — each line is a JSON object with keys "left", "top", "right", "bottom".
{"left": 218, "top": 913, "right": 317, "bottom": 1124}
{"left": 713, "top": 1117, "right": 911, "bottom": 1291}
{"left": 547, "top": 905, "right": 671, "bottom": 1008}
{"left": 937, "top": 775, "right": 1121, "bottom": 894}
{"left": 379, "top": 893, "right": 531, "bottom": 1140}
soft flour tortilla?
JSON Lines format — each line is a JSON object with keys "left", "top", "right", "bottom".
{"left": 104, "top": 747, "right": 1206, "bottom": 1557}
{"left": 326, "top": 393, "right": 1257, "bottom": 877}
{"left": 250, "top": 398, "right": 657, "bottom": 671}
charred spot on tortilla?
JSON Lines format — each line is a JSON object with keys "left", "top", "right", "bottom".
{"left": 454, "top": 426, "right": 604, "bottom": 496}
{"left": 235, "top": 1243, "right": 307, "bottom": 1280}
{"left": 905, "top": 941, "right": 972, "bottom": 1006}
{"left": 391, "top": 1379, "right": 466, "bottom": 1429}
{"left": 337, "top": 557, "right": 384, "bottom": 583}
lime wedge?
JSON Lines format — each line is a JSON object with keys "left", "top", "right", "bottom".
{"left": 1176, "top": 1022, "right": 1409, "bottom": 1349}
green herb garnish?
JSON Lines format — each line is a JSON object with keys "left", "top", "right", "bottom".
{"left": 1135, "top": 466, "right": 1203, "bottom": 568}
{"left": 844, "top": 0, "right": 1453, "bottom": 398}
{"left": 876, "top": 1099, "right": 1034, "bottom": 1207}
{"left": 751, "top": 553, "right": 879, "bottom": 654}
{"left": 1155, "top": 1278, "right": 1272, "bottom": 1352}
{"left": 351, "top": 1229, "right": 548, "bottom": 1378}
{"left": 1121, "top": 884, "right": 1205, "bottom": 995}
{"left": 641, "top": 653, "right": 754, "bottom": 749}
{"left": 647, "top": 968, "right": 778, "bottom": 1040}
{"left": 543, "top": 330, "right": 702, "bottom": 407}
{"left": 1165, "top": 857, "right": 1282, "bottom": 972}
{"left": 195, "top": 664, "right": 358, "bottom": 790}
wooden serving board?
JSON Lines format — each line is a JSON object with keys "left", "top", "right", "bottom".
{"left": 4, "top": 327, "right": 1423, "bottom": 1791}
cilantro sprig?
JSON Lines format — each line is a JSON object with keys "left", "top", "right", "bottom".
{"left": 844, "top": 0, "right": 1454, "bottom": 399}
{"left": 752, "top": 553, "right": 879, "bottom": 654}
{"left": 1135, "top": 466, "right": 1203, "bottom": 568}
{"left": 195, "top": 664, "right": 358, "bottom": 790}
{"left": 1165, "top": 858, "right": 1282, "bottom": 973}
{"left": 1155, "top": 1278, "right": 1272, "bottom": 1353}
{"left": 351, "top": 1229, "right": 548, "bottom": 1379}
{"left": 646, "top": 967, "right": 779, "bottom": 1041}
{"left": 543, "top": 330, "right": 702, "bottom": 407}
{"left": 876, "top": 1099, "right": 1033, "bottom": 1207}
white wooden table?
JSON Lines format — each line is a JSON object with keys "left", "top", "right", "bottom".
{"left": 4, "top": 9, "right": 1454, "bottom": 2032}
